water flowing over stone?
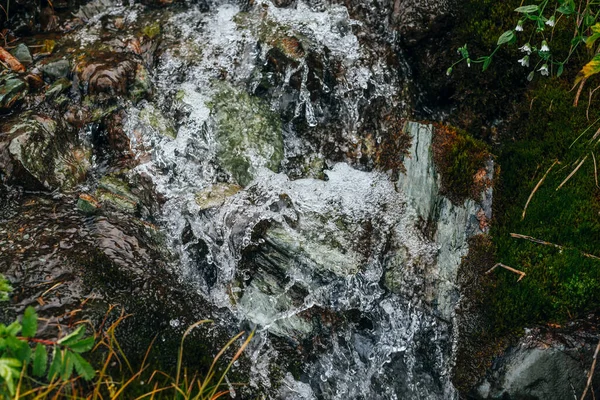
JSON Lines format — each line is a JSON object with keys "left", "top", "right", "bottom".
{"left": 0, "top": 0, "right": 495, "bottom": 398}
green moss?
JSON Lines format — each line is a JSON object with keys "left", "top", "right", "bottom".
{"left": 141, "top": 22, "right": 161, "bottom": 39}
{"left": 472, "top": 77, "right": 600, "bottom": 340}
{"left": 432, "top": 124, "right": 490, "bottom": 204}
{"left": 210, "top": 83, "right": 284, "bottom": 186}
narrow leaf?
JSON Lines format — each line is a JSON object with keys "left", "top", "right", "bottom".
{"left": 61, "top": 351, "right": 74, "bottom": 381}
{"left": 0, "top": 358, "right": 21, "bottom": 395}
{"left": 21, "top": 306, "right": 38, "bottom": 338}
{"left": 515, "top": 5, "right": 539, "bottom": 13}
{"left": 497, "top": 30, "right": 515, "bottom": 45}
{"left": 57, "top": 325, "right": 86, "bottom": 346}
{"left": 32, "top": 343, "right": 47, "bottom": 377}
{"left": 47, "top": 347, "right": 62, "bottom": 381}
{"left": 483, "top": 57, "right": 492, "bottom": 71}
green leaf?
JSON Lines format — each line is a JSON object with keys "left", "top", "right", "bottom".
{"left": 5, "top": 321, "right": 21, "bottom": 336}
{"left": 71, "top": 352, "right": 95, "bottom": 380}
{"left": 576, "top": 53, "right": 600, "bottom": 84}
{"left": 585, "top": 14, "right": 596, "bottom": 27}
{"left": 558, "top": 0, "right": 575, "bottom": 15}
{"left": 497, "top": 30, "right": 515, "bottom": 45}
{"left": 6, "top": 335, "right": 30, "bottom": 363}
{"left": 0, "top": 358, "right": 21, "bottom": 395}
{"left": 21, "top": 306, "right": 38, "bottom": 338}
{"left": 68, "top": 336, "right": 95, "bottom": 354}
{"left": 60, "top": 351, "right": 74, "bottom": 381}
{"left": 0, "top": 275, "right": 12, "bottom": 302}
{"left": 32, "top": 343, "right": 47, "bottom": 377}
{"left": 515, "top": 5, "right": 539, "bottom": 13}
{"left": 47, "top": 347, "right": 62, "bottom": 381}
{"left": 586, "top": 32, "right": 600, "bottom": 49}
{"left": 482, "top": 57, "right": 492, "bottom": 71}
{"left": 57, "top": 325, "right": 86, "bottom": 347}
{"left": 557, "top": 63, "right": 564, "bottom": 77}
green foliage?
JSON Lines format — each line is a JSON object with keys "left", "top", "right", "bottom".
{"left": 0, "top": 306, "right": 96, "bottom": 397}
{"left": 0, "top": 274, "right": 12, "bottom": 302}
{"left": 451, "top": 0, "right": 599, "bottom": 84}
{"left": 488, "top": 79, "right": 600, "bottom": 334}
{"left": 432, "top": 124, "right": 490, "bottom": 204}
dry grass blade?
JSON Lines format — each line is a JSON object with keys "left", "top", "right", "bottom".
{"left": 593, "top": 152, "right": 599, "bottom": 189}
{"left": 486, "top": 263, "right": 526, "bottom": 281}
{"left": 522, "top": 160, "right": 558, "bottom": 220}
{"left": 574, "top": 77, "right": 588, "bottom": 107}
{"left": 580, "top": 339, "right": 600, "bottom": 400}
{"left": 176, "top": 320, "right": 212, "bottom": 390}
{"left": 510, "top": 232, "right": 600, "bottom": 260}
{"left": 207, "top": 330, "right": 254, "bottom": 399}
{"left": 199, "top": 331, "right": 245, "bottom": 394}
{"left": 557, "top": 156, "right": 588, "bottom": 190}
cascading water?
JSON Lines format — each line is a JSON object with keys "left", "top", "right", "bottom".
{"left": 69, "top": 0, "right": 491, "bottom": 398}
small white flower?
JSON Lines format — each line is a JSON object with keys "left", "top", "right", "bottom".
{"left": 540, "top": 40, "right": 550, "bottom": 52}
{"left": 545, "top": 16, "right": 555, "bottom": 27}
{"left": 518, "top": 55, "right": 530, "bottom": 67}
{"left": 519, "top": 43, "right": 532, "bottom": 54}
{"left": 538, "top": 63, "right": 549, "bottom": 76}
{"left": 516, "top": 20, "right": 524, "bottom": 31}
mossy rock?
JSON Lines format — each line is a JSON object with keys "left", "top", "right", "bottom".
{"left": 210, "top": 83, "right": 284, "bottom": 186}
{"left": 96, "top": 175, "right": 140, "bottom": 213}
{"left": 195, "top": 183, "right": 241, "bottom": 210}
{"left": 5, "top": 114, "right": 91, "bottom": 190}
{"left": 431, "top": 123, "right": 490, "bottom": 204}
{"left": 139, "top": 103, "right": 176, "bottom": 139}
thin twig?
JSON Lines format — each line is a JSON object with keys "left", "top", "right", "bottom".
{"left": 523, "top": 160, "right": 558, "bottom": 220}
{"left": 575, "top": 77, "right": 588, "bottom": 107}
{"left": 557, "top": 156, "right": 588, "bottom": 191}
{"left": 588, "top": 85, "right": 600, "bottom": 120}
{"left": 580, "top": 339, "right": 600, "bottom": 400}
{"left": 510, "top": 233, "right": 600, "bottom": 260}
{"left": 486, "top": 263, "right": 527, "bottom": 282}
{"left": 593, "top": 152, "right": 599, "bottom": 189}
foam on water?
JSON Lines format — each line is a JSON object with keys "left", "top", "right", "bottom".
{"left": 106, "top": 1, "right": 461, "bottom": 398}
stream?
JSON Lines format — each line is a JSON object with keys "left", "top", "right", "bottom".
{"left": 0, "top": 0, "right": 493, "bottom": 398}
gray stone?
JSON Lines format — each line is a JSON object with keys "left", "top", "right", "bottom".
{"left": 10, "top": 43, "right": 33, "bottom": 65}
{"left": 211, "top": 83, "right": 284, "bottom": 187}
{"left": 394, "top": 122, "right": 493, "bottom": 320}
{"left": 473, "top": 328, "right": 600, "bottom": 399}
{"left": 46, "top": 77, "right": 72, "bottom": 98}
{"left": 1, "top": 114, "right": 90, "bottom": 190}
{"left": 42, "top": 59, "right": 71, "bottom": 81}
{"left": 0, "top": 76, "right": 27, "bottom": 110}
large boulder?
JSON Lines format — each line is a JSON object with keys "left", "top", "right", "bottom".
{"left": 473, "top": 325, "right": 600, "bottom": 399}
{"left": 0, "top": 114, "right": 91, "bottom": 190}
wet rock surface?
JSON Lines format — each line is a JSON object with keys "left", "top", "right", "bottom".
{"left": 1, "top": 0, "right": 581, "bottom": 399}
{"left": 472, "top": 324, "right": 600, "bottom": 400}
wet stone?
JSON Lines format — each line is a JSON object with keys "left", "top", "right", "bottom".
{"left": 1, "top": 114, "right": 91, "bottom": 190}
{"left": 46, "top": 77, "right": 72, "bottom": 98}
{"left": 75, "top": 53, "right": 149, "bottom": 100}
{"left": 10, "top": 43, "right": 33, "bottom": 65}
{"left": 0, "top": 76, "right": 27, "bottom": 110}
{"left": 77, "top": 193, "right": 101, "bottom": 214}
{"left": 42, "top": 59, "right": 71, "bottom": 81}
{"left": 195, "top": 183, "right": 242, "bottom": 210}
